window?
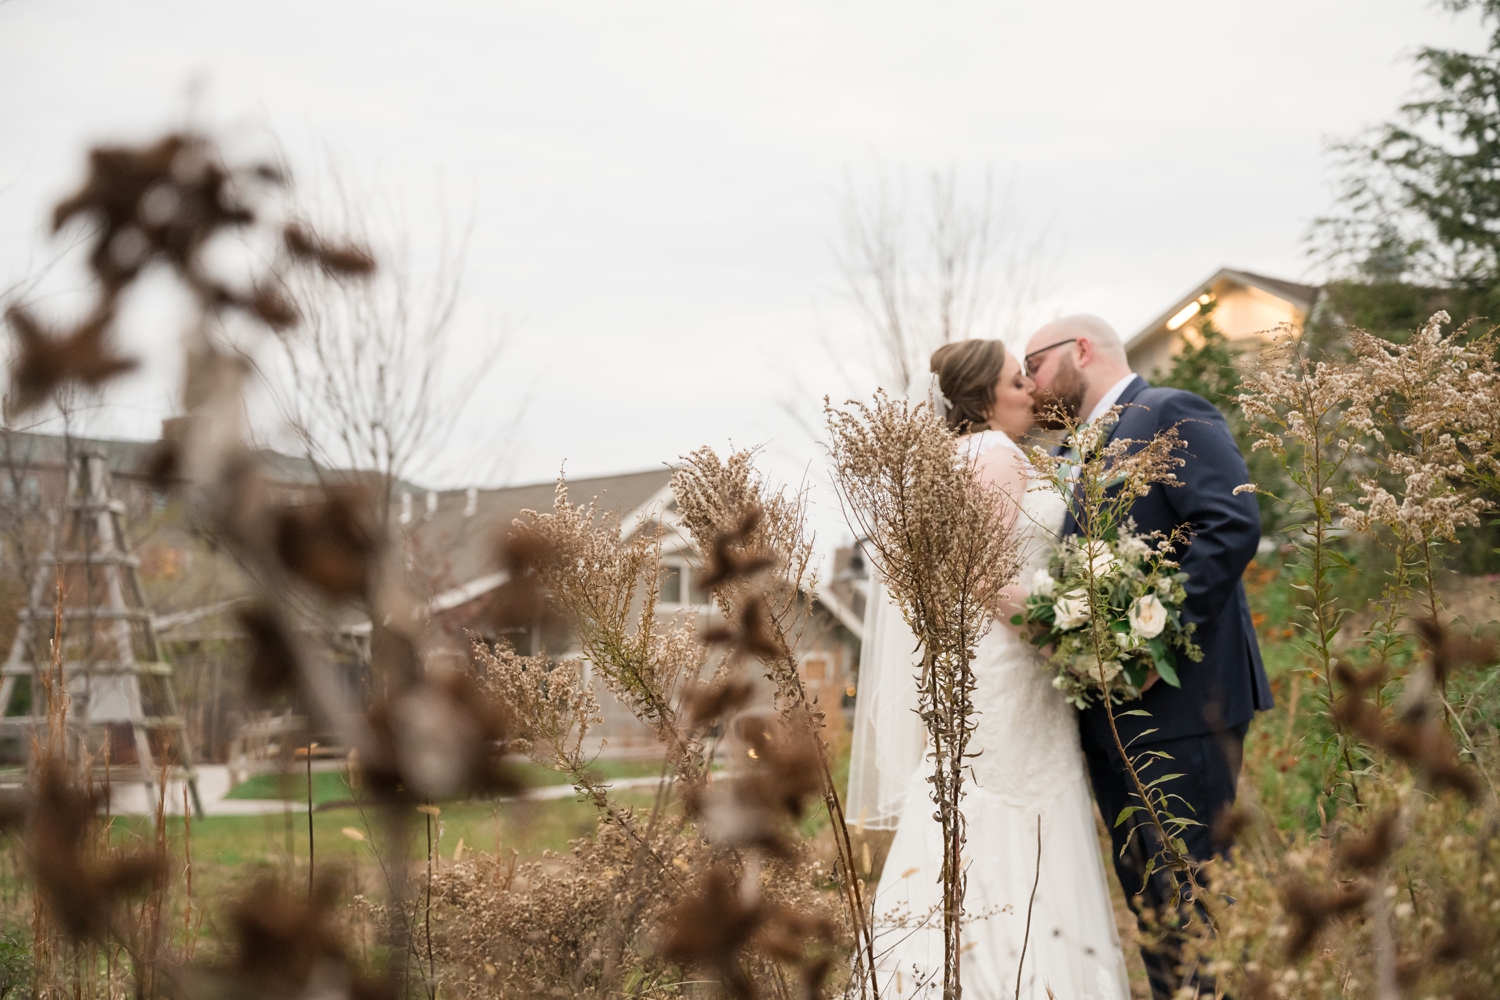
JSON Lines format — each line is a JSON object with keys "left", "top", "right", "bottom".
{"left": 688, "top": 566, "right": 712, "bottom": 606}
{"left": 659, "top": 560, "right": 711, "bottom": 608}
{"left": 659, "top": 564, "right": 683, "bottom": 604}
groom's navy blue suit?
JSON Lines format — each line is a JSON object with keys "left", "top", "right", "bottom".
{"left": 1061, "top": 375, "right": 1272, "bottom": 1000}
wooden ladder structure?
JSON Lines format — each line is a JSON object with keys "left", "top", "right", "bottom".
{"left": 0, "top": 449, "right": 203, "bottom": 817}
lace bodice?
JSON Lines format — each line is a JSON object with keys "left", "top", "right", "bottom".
{"left": 967, "top": 480, "right": 1083, "bottom": 806}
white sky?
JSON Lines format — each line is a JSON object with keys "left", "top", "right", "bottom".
{"left": 0, "top": 0, "right": 1488, "bottom": 544}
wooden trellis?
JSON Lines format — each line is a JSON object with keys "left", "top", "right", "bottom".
{"left": 0, "top": 449, "right": 203, "bottom": 817}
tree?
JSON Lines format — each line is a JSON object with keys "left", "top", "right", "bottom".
{"left": 824, "top": 166, "right": 1058, "bottom": 397}
{"left": 262, "top": 188, "right": 521, "bottom": 527}
{"left": 1313, "top": 0, "right": 1500, "bottom": 307}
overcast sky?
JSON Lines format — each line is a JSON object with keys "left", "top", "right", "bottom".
{"left": 0, "top": 1, "right": 1488, "bottom": 538}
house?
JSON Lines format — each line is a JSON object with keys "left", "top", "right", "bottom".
{"left": 1126, "top": 268, "right": 1322, "bottom": 377}
{"left": 404, "top": 470, "right": 862, "bottom": 750}
{"left": 0, "top": 431, "right": 861, "bottom": 760}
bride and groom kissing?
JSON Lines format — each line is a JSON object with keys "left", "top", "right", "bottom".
{"left": 847, "top": 315, "right": 1274, "bottom": 999}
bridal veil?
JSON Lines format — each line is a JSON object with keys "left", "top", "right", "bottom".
{"left": 845, "top": 422, "right": 1030, "bottom": 830}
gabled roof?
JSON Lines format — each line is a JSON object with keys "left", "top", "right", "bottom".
{"left": 0, "top": 429, "right": 425, "bottom": 493}
{"left": 1127, "top": 267, "right": 1321, "bottom": 349}
{"left": 405, "top": 467, "right": 677, "bottom": 599}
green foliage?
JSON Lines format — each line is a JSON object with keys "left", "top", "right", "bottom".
{"left": 1152, "top": 300, "right": 1242, "bottom": 408}
{"left": 1314, "top": 0, "right": 1500, "bottom": 292}
{"left": 0, "top": 931, "right": 29, "bottom": 1000}
{"left": 1314, "top": 281, "right": 1468, "bottom": 345}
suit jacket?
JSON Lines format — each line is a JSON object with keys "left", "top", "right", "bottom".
{"left": 1063, "top": 376, "right": 1273, "bottom": 748}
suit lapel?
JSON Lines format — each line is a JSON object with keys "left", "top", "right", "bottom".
{"left": 1101, "top": 375, "right": 1148, "bottom": 447}
{"left": 1060, "top": 376, "right": 1148, "bottom": 537}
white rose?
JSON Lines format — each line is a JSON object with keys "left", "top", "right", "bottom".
{"left": 1084, "top": 540, "right": 1117, "bottom": 579}
{"left": 1031, "top": 568, "right": 1056, "bottom": 597}
{"left": 1053, "top": 590, "right": 1091, "bottom": 630}
{"left": 1068, "top": 656, "right": 1121, "bottom": 683}
{"left": 1128, "top": 594, "right": 1168, "bottom": 639}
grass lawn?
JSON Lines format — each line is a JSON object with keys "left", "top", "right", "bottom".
{"left": 126, "top": 788, "right": 664, "bottom": 867}
{"left": 223, "top": 758, "right": 670, "bottom": 805}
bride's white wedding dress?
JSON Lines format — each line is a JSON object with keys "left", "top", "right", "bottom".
{"left": 856, "top": 430, "right": 1129, "bottom": 1000}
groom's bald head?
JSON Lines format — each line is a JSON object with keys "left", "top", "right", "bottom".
{"left": 1023, "top": 314, "right": 1135, "bottom": 422}
{"left": 1026, "top": 314, "right": 1128, "bottom": 367}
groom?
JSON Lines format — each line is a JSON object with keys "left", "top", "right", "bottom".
{"left": 1023, "top": 315, "right": 1273, "bottom": 1000}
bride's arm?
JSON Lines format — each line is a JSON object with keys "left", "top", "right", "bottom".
{"left": 993, "top": 582, "right": 1029, "bottom": 630}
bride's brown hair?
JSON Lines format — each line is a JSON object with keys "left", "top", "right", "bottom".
{"left": 930, "top": 339, "right": 1007, "bottom": 434}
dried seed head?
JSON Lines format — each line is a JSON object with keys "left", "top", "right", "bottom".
{"left": 141, "top": 437, "right": 181, "bottom": 491}
{"left": 220, "top": 876, "right": 384, "bottom": 994}
{"left": 282, "top": 222, "right": 376, "bottom": 276}
{"left": 236, "top": 602, "right": 301, "bottom": 700}
{"left": 488, "top": 528, "right": 563, "bottom": 632}
{"left": 1280, "top": 878, "right": 1365, "bottom": 959}
{"left": 660, "top": 864, "right": 762, "bottom": 1000}
{"left": 5, "top": 305, "right": 137, "bottom": 418}
{"left": 698, "top": 505, "right": 775, "bottom": 591}
{"left": 1415, "top": 617, "right": 1499, "bottom": 690}
{"left": 361, "top": 671, "right": 519, "bottom": 802}
{"left": 689, "top": 716, "right": 823, "bottom": 856}
{"left": 1334, "top": 811, "right": 1400, "bottom": 872}
{"left": 27, "top": 764, "right": 163, "bottom": 942}
{"left": 1433, "top": 893, "right": 1482, "bottom": 963}
{"left": 1333, "top": 662, "right": 1480, "bottom": 800}
{"left": 248, "top": 282, "right": 300, "bottom": 331}
{"left": 683, "top": 678, "right": 755, "bottom": 729}
{"left": 273, "top": 488, "right": 378, "bottom": 600}
{"left": 701, "top": 595, "right": 782, "bottom": 662}
{"left": 1209, "top": 804, "right": 1252, "bottom": 851}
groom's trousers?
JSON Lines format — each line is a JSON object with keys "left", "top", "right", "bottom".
{"left": 1080, "top": 719, "right": 1249, "bottom": 1000}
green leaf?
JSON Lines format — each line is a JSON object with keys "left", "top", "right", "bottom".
{"left": 1114, "top": 805, "right": 1143, "bottom": 826}
{"left": 1153, "top": 653, "right": 1180, "bottom": 688}
{"left": 1144, "top": 773, "right": 1186, "bottom": 788}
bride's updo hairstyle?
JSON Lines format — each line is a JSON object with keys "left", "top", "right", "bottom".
{"left": 930, "top": 338, "right": 1006, "bottom": 434}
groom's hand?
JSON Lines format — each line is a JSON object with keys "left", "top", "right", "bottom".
{"left": 1141, "top": 668, "right": 1161, "bottom": 692}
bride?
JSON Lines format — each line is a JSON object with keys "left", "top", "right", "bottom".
{"left": 848, "top": 338, "right": 1129, "bottom": 1000}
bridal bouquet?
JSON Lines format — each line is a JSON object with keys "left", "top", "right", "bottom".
{"left": 1013, "top": 521, "right": 1201, "bottom": 708}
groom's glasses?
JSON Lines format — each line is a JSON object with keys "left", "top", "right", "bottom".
{"left": 1023, "top": 338, "right": 1077, "bottom": 377}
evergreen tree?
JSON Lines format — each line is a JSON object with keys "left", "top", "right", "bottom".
{"left": 1153, "top": 299, "right": 1241, "bottom": 409}
{"left": 1315, "top": 0, "right": 1500, "bottom": 305}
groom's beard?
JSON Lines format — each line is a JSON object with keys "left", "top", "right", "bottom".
{"left": 1032, "top": 356, "right": 1087, "bottom": 429}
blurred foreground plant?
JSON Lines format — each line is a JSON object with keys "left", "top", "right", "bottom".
{"left": 1193, "top": 311, "right": 1500, "bottom": 998}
